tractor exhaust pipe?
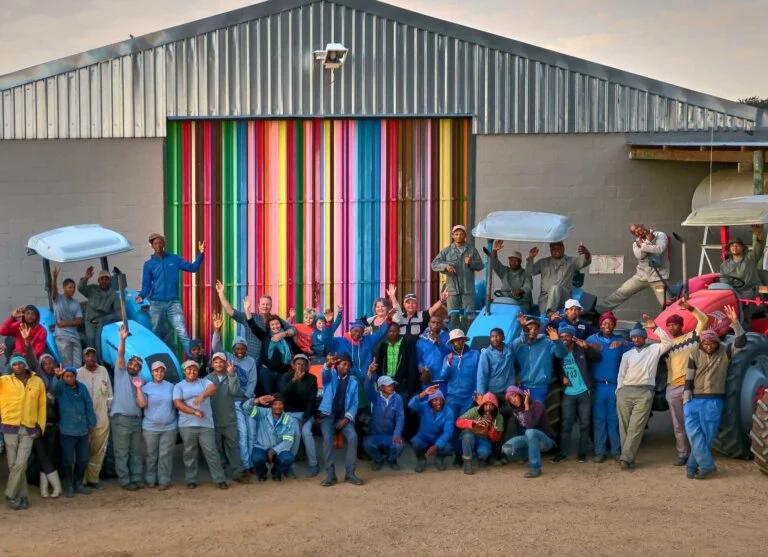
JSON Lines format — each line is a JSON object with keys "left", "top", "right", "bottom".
{"left": 672, "top": 232, "right": 688, "bottom": 299}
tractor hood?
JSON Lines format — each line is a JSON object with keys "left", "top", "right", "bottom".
{"left": 682, "top": 195, "right": 768, "bottom": 227}
{"left": 647, "top": 287, "right": 738, "bottom": 342}
{"left": 472, "top": 211, "right": 574, "bottom": 243}
{"left": 27, "top": 225, "right": 133, "bottom": 262}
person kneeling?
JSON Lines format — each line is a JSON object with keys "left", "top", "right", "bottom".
{"left": 409, "top": 386, "right": 455, "bottom": 472}
{"left": 247, "top": 394, "right": 299, "bottom": 481}
{"left": 455, "top": 392, "right": 503, "bottom": 475}
{"left": 363, "top": 372, "right": 405, "bottom": 471}
{"left": 501, "top": 386, "right": 556, "bottom": 478}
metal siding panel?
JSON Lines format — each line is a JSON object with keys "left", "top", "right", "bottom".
{"left": 79, "top": 68, "right": 90, "bottom": 138}
{"left": 166, "top": 43, "right": 177, "bottom": 117}
{"left": 14, "top": 87, "right": 24, "bottom": 139}
{"left": 155, "top": 47, "right": 166, "bottom": 136}
{"left": 2, "top": 90, "right": 12, "bottom": 139}
{"left": 100, "top": 61, "right": 112, "bottom": 137}
{"left": 122, "top": 56, "right": 134, "bottom": 138}
{"left": 24, "top": 84, "right": 35, "bottom": 139}
{"left": 89, "top": 65, "right": 101, "bottom": 138}
{"left": 35, "top": 81, "right": 46, "bottom": 138}
{"left": 57, "top": 75, "right": 68, "bottom": 139}
{"left": 68, "top": 73, "right": 79, "bottom": 139}
{"left": 46, "top": 78, "right": 57, "bottom": 139}
{"left": 111, "top": 59, "right": 123, "bottom": 136}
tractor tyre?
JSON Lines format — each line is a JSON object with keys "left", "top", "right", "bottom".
{"left": 713, "top": 333, "right": 768, "bottom": 459}
{"left": 545, "top": 377, "right": 563, "bottom": 438}
{"left": 750, "top": 391, "right": 768, "bottom": 475}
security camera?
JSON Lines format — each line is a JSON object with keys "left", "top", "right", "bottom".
{"left": 313, "top": 43, "right": 348, "bottom": 70}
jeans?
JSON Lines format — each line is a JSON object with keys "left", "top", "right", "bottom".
{"left": 599, "top": 275, "right": 665, "bottom": 312}
{"left": 684, "top": 398, "right": 723, "bottom": 474}
{"left": 56, "top": 337, "right": 83, "bottom": 368}
{"left": 251, "top": 447, "right": 295, "bottom": 478}
{"left": 559, "top": 391, "right": 592, "bottom": 457}
{"left": 593, "top": 383, "right": 620, "bottom": 458}
{"left": 214, "top": 423, "right": 243, "bottom": 479}
{"left": 617, "top": 386, "right": 654, "bottom": 464}
{"left": 258, "top": 366, "right": 283, "bottom": 396}
{"left": 321, "top": 416, "right": 358, "bottom": 476}
{"left": 149, "top": 300, "right": 190, "bottom": 354}
{"left": 179, "top": 427, "right": 226, "bottom": 484}
{"left": 459, "top": 431, "right": 492, "bottom": 460}
{"left": 502, "top": 428, "right": 555, "bottom": 471}
{"left": 666, "top": 384, "right": 690, "bottom": 459}
{"left": 363, "top": 433, "right": 404, "bottom": 463}
{"left": 143, "top": 429, "right": 177, "bottom": 486}
{"left": 110, "top": 414, "right": 144, "bottom": 486}
{"left": 235, "top": 402, "right": 253, "bottom": 469}
{"left": 411, "top": 435, "right": 452, "bottom": 458}
{"left": 3, "top": 430, "right": 35, "bottom": 499}
{"left": 59, "top": 434, "right": 89, "bottom": 486}
{"left": 288, "top": 412, "right": 318, "bottom": 467}
{"left": 522, "top": 385, "right": 548, "bottom": 404}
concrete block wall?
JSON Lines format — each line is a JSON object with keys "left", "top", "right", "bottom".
{"left": 475, "top": 133, "right": 717, "bottom": 320}
{"left": 0, "top": 139, "right": 165, "bottom": 314}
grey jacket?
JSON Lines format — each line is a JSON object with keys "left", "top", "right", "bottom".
{"left": 719, "top": 234, "right": 764, "bottom": 293}
{"left": 632, "top": 230, "right": 669, "bottom": 281}
{"left": 526, "top": 254, "right": 590, "bottom": 291}
{"left": 431, "top": 243, "right": 484, "bottom": 295}
{"left": 491, "top": 257, "right": 532, "bottom": 307}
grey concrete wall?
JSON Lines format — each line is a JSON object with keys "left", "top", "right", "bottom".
{"left": 0, "top": 139, "right": 165, "bottom": 314}
{"left": 475, "top": 133, "right": 716, "bottom": 320}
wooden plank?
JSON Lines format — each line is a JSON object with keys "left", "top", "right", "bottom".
{"left": 630, "top": 147, "right": 768, "bottom": 163}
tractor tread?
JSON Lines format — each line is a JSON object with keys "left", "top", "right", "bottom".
{"left": 751, "top": 391, "right": 768, "bottom": 476}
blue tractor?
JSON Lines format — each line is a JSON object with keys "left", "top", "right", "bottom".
{"left": 27, "top": 224, "right": 181, "bottom": 383}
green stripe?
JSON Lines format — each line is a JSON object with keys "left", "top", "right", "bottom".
{"left": 165, "top": 121, "right": 181, "bottom": 254}
{"left": 222, "top": 122, "right": 235, "bottom": 347}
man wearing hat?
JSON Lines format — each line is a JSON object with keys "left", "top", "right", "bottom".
{"left": 501, "top": 386, "right": 556, "bottom": 478}
{"left": 511, "top": 317, "right": 567, "bottom": 403}
{"left": 719, "top": 225, "right": 764, "bottom": 305}
{"left": 549, "top": 299, "right": 595, "bottom": 341}
{"left": 362, "top": 372, "right": 405, "bottom": 470}
{"left": 388, "top": 284, "right": 448, "bottom": 338}
{"left": 431, "top": 224, "right": 485, "bottom": 329}
{"left": 246, "top": 394, "right": 299, "bottom": 481}
{"left": 0, "top": 353, "right": 47, "bottom": 509}
{"left": 136, "top": 233, "right": 205, "bottom": 356}
{"left": 317, "top": 352, "right": 364, "bottom": 486}
{"left": 1, "top": 306, "right": 47, "bottom": 359}
{"left": 408, "top": 385, "right": 455, "bottom": 472}
{"left": 78, "top": 266, "right": 121, "bottom": 359}
{"left": 77, "top": 344, "right": 112, "bottom": 488}
{"left": 684, "top": 305, "right": 744, "bottom": 479}
{"left": 526, "top": 240, "right": 591, "bottom": 315}
{"left": 110, "top": 325, "right": 145, "bottom": 490}
{"left": 491, "top": 240, "right": 532, "bottom": 312}
{"left": 586, "top": 312, "right": 630, "bottom": 462}
{"left": 616, "top": 320, "right": 674, "bottom": 469}
{"left": 599, "top": 224, "right": 669, "bottom": 312}
{"left": 441, "top": 329, "right": 481, "bottom": 423}
{"left": 280, "top": 353, "right": 320, "bottom": 476}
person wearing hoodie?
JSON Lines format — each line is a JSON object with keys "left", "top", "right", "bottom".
{"left": 501, "top": 386, "right": 556, "bottom": 478}
{"left": 511, "top": 316, "right": 568, "bottom": 403}
{"left": 441, "top": 329, "right": 481, "bottom": 423}
{"left": 585, "top": 312, "right": 630, "bottom": 462}
{"left": 455, "top": 392, "right": 504, "bottom": 474}
{"left": 362, "top": 373, "right": 405, "bottom": 470}
{"left": 0, "top": 354, "right": 47, "bottom": 510}
{"left": 54, "top": 366, "right": 96, "bottom": 497}
{"left": 212, "top": 313, "right": 258, "bottom": 471}
{"left": 551, "top": 323, "right": 600, "bottom": 463}
{"left": 245, "top": 394, "right": 300, "bottom": 481}
{"left": 409, "top": 386, "right": 455, "bottom": 472}
{"left": 317, "top": 352, "right": 363, "bottom": 487}
{"left": 311, "top": 306, "right": 343, "bottom": 359}
{"left": 476, "top": 328, "right": 515, "bottom": 403}
{"left": 280, "top": 354, "right": 320, "bottom": 476}
{"left": 0, "top": 306, "right": 47, "bottom": 359}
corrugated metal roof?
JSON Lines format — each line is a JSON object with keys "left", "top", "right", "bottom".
{"left": 0, "top": 0, "right": 759, "bottom": 139}
{"left": 627, "top": 129, "right": 768, "bottom": 148}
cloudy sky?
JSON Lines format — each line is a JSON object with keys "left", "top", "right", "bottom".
{"left": 0, "top": 0, "right": 763, "bottom": 101}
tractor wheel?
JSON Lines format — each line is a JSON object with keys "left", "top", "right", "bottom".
{"left": 713, "top": 333, "right": 768, "bottom": 459}
{"left": 545, "top": 377, "right": 563, "bottom": 437}
{"left": 751, "top": 390, "right": 768, "bottom": 475}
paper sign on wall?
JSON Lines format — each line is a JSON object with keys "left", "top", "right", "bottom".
{"left": 589, "top": 255, "right": 624, "bottom": 274}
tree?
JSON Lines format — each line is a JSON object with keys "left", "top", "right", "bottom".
{"left": 739, "top": 96, "right": 768, "bottom": 110}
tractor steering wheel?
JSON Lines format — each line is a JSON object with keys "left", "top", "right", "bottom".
{"left": 719, "top": 275, "right": 746, "bottom": 289}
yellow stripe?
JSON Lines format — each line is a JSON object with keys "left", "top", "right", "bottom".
{"left": 278, "top": 121, "right": 288, "bottom": 314}
{"left": 439, "top": 119, "right": 452, "bottom": 288}
{"left": 323, "top": 120, "right": 332, "bottom": 309}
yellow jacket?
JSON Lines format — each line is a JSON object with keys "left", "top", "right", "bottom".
{"left": 0, "top": 373, "right": 47, "bottom": 433}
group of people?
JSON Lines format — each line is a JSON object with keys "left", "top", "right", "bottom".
{"left": 0, "top": 221, "right": 757, "bottom": 510}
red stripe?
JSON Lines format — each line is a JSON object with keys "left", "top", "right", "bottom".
{"left": 286, "top": 121, "right": 296, "bottom": 312}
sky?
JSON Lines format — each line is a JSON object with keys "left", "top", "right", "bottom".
{"left": 0, "top": 0, "right": 764, "bottom": 101}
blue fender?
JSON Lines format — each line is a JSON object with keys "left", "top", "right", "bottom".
{"left": 124, "top": 288, "right": 153, "bottom": 330}
{"left": 100, "top": 321, "right": 182, "bottom": 383}
{"left": 36, "top": 306, "right": 61, "bottom": 362}
{"left": 466, "top": 302, "right": 523, "bottom": 351}
{"left": 474, "top": 279, "right": 487, "bottom": 312}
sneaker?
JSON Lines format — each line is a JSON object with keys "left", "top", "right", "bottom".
{"left": 321, "top": 475, "right": 338, "bottom": 487}
{"left": 371, "top": 461, "right": 383, "bottom": 471}
{"left": 122, "top": 483, "right": 139, "bottom": 492}
{"left": 694, "top": 469, "right": 716, "bottom": 480}
{"left": 6, "top": 497, "right": 21, "bottom": 510}
{"left": 577, "top": 454, "right": 587, "bottom": 463}
{"left": 187, "top": 482, "right": 198, "bottom": 489}
{"left": 463, "top": 459, "right": 474, "bottom": 475}
{"left": 686, "top": 469, "right": 696, "bottom": 480}
{"left": 524, "top": 468, "right": 542, "bottom": 478}
{"left": 619, "top": 460, "right": 631, "bottom": 470}
{"left": 435, "top": 457, "right": 447, "bottom": 471}
{"left": 551, "top": 454, "right": 567, "bottom": 463}
{"left": 593, "top": 455, "right": 606, "bottom": 463}
{"left": 305, "top": 465, "right": 321, "bottom": 478}
{"left": 234, "top": 475, "right": 251, "bottom": 484}
{"left": 673, "top": 457, "right": 688, "bottom": 467}
{"left": 415, "top": 458, "right": 427, "bottom": 473}
{"left": 17, "top": 497, "right": 29, "bottom": 509}
{"left": 387, "top": 461, "right": 400, "bottom": 471}
{"left": 217, "top": 482, "right": 229, "bottom": 490}
{"left": 344, "top": 473, "right": 365, "bottom": 486}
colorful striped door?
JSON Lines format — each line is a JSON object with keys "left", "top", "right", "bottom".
{"left": 166, "top": 118, "right": 471, "bottom": 349}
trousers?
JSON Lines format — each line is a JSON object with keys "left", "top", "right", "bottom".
{"left": 143, "top": 429, "right": 177, "bottom": 486}
{"left": 3, "top": 430, "right": 35, "bottom": 499}
{"left": 110, "top": 414, "right": 144, "bottom": 486}
{"left": 149, "top": 300, "right": 190, "bottom": 355}
{"left": 179, "top": 427, "right": 226, "bottom": 484}
{"left": 559, "top": 391, "right": 592, "bottom": 457}
{"left": 684, "top": 398, "right": 723, "bottom": 475}
{"left": 617, "top": 386, "right": 654, "bottom": 464}
{"left": 666, "top": 384, "right": 690, "bottom": 459}
{"left": 599, "top": 276, "right": 665, "bottom": 312}
{"left": 84, "top": 424, "right": 110, "bottom": 483}
{"left": 502, "top": 428, "right": 555, "bottom": 471}
{"left": 321, "top": 417, "right": 357, "bottom": 476}
{"left": 593, "top": 383, "right": 620, "bottom": 457}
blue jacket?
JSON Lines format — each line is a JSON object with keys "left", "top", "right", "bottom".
{"left": 318, "top": 367, "right": 359, "bottom": 422}
{"left": 212, "top": 331, "right": 258, "bottom": 400}
{"left": 325, "top": 326, "right": 389, "bottom": 384}
{"left": 364, "top": 375, "right": 404, "bottom": 437}
{"left": 311, "top": 311, "right": 343, "bottom": 356}
{"left": 512, "top": 333, "right": 568, "bottom": 388}
{"left": 441, "top": 348, "right": 480, "bottom": 407}
{"left": 408, "top": 395, "right": 455, "bottom": 449}
{"left": 416, "top": 330, "right": 451, "bottom": 383}
{"left": 244, "top": 403, "right": 299, "bottom": 453}
{"left": 54, "top": 380, "right": 97, "bottom": 437}
{"left": 476, "top": 344, "right": 516, "bottom": 394}
{"left": 139, "top": 252, "right": 204, "bottom": 302}
{"left": 586, "top": 333, "right": 630, "bottom": 383}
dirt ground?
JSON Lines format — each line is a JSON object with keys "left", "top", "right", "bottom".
{"left": 1, "top": 413, "right": 765, "bottom": 557}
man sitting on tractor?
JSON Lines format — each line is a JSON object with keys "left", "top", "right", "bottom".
{"left": 684, "top": 305, "right": 745, "bottom": 480}
{"left": 525, "top": 240, "right": 591, "bottom": 315}
{"left": 719, "top": 225, "right": 764, "bottom": 311}
{"left": 491, "top": 241, "right": 532, "bottom": 312}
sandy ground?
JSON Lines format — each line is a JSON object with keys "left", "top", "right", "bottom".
{"left": 1, "top": 413, "right": 765, "bottom": 557}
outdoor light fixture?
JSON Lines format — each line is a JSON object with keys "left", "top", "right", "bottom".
{"left": 313, "top": 43, "right": 349, "bottom": 70}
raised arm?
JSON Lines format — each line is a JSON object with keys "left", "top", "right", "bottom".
{"left": 51, "top": 265, "right": 60, "bottom": 300}
{"left": 77, "top": 266, "right": 94, "bottom": 297}
{"left": 640, "top": 232, "right": 667, "bottom": 254}
{"left": 176, "top": 242, "right": 205, "bottom": 272}
{"left": 525, "top": 247, "right": 542, "bottom": 276}
{"left": 427, "top": 291, "right": 448, "bottom": 317}
{"left": 116, "top": 324, "right": 128, "bottom": 371}
{"left": 211, "top": 313, "right": 225, "bottom": 353}
{"left": 215, "top": 280, "right": 235, "bottom": 318}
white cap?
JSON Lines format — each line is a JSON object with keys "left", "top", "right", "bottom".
{"left": 150, "top": 361, "right": 166, "bottom": 371}
{"left": 376, "top": 376, "right": 397, "bottom": 388}
{"left": 448, "top": 329, "right": 468, "bottom": 343}
{"left": 451, "top": 224, "right": 467, "bottom": 234}
{"left": 508, "top": 251, "right": 523, "bottom": 261}
{"left": 564, "top": 299, "right": 583, "bottom": 310}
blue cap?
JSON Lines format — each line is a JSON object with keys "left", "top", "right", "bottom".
{"left": 334, "top": 352, "right": 352, "bottom": 363}
{"left": 9, "top": 355, "right": 28, "bottom": 368}
{"left": 189, "top": 339, "right": 203, "bottom": 350}
{"left": 232, "top": 336, "right": 247, "bottom": 349}
{"left": 63, "top": 366, "right": 78, "bottom": 374}
{"left": 348, "top": 321, "right": 365, "bottom": 330}
{"left": 629, "top": 327, "right": 648, "bottom": 339}
{"left": 558, "top": 323, "right": 577, "bottom": 336}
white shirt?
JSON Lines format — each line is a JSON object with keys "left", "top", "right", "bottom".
{"left": 617, "top": 329, "right": 673, "bottom": 389}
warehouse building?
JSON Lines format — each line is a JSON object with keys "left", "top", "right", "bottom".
{"left": 0, "top": 0, "right": 764, "bottom": 343}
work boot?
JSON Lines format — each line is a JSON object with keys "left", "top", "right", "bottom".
{"left": 463, "top": 458, "right": 474, "bottom": 475}
{"left": 5, "top": 496, "right": 21, "bottom": 510}
{"left": 593, "top": 455, "right": 606, "bottom": 463}
{"left": 415, "top": 458, "right": 427, "bottom": 473}
{"left": 435, "top": 457, "right": 447, "bottom": 471}
{"left": 371, "top": 460, "right": 383, "bottom": 471}
{"left": 47, "top": 471, "right": 62, "bottom": 498}
{"left": 74, "top": 482, "right": 93, "bottom": 495}
{"left": 673, "top": 456, "right": 688, "bottom": 467}
{"left": 694, "top": 469, "right": 716, "bottom": 480}
{"left": 686, "top": 469, "right": 696, "bottom": 480}
{"left": 387, "top": 460, "right": 400, "bottom": 471}
{"left": 17, "top": 497, "right": 29, "bottom": 510}
{"left": 217, "top": 482, "right": 229, "bottom": 490}
{"left": 344, "top": 472, "right": 365, "bottom": 486}
{"left": 85, "top": 481, "right": 102, "bottom": 490}
{"left": 40, "top": 472, "right": 50, "bottom": 498}
{"left": 321, "top": 474, "right": 338, "bottom": 487}
{"left": 122, "top": 483, "right": 139, "bottom": 492}
{"left": 305, "top": 465, "right": 321, "bottom": 478}
{"left": 64, "top": 480, "right": 75, "bottom": 498}
{"left": 551, "top": 454, "right": 567, "bottom": 463}
{"left": 524, "top": 468, "right": 542, "bottom": 478}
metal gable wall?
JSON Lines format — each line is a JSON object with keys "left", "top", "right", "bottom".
{"left": 0, "top": 0, "right": 757, "bottom": 139}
